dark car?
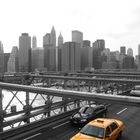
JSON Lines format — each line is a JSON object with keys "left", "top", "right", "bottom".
{"left": 70, "top": 104, "right": 107, "bottom": 126}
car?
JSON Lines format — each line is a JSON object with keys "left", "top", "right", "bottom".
{"left": 70, "top": 104, "right": 107, "bottom": 126}
{"left": 70, "top": 118, "right": 125, "bottom": 140}
{"left": 130, "top": 90, "right": 140, "bottom": 97}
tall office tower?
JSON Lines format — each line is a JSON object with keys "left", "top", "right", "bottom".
{"left": 127, "top": 48, "right": 133, "bottom": 57}
{"left": 43, "top": 33, "right": 50, "bottom": 69}
{"left": 43, "top": 27, "right": 56, "bottom": 71}
{"left": 92, "top": 39, "right": 105, "bottom": 69}
{"left": 32, "top": 47, "right": 44, "bottom": 71}
{"left": 19, "top": 33, "right": 31, "bottom": 72}
{"left": 81, "top": 40, "right": 91, "bottom": 70}
{"left": 0, "top": 41, "right": 4, "bottom": 73}
{"left": 62, "top": 42, "right": 81, "bottom": 72}
{"left": 58, "top": 33, "right": 63, "bottom": 71}
{"left": 138, "top": 44, "right": 140, "bottom": 55}
{"left": 72, "top": 30, "right": 83, "bottom": 47}
{"left": 50, "top": 26, "right": 56, "bottom": 71}
{"left": 101, "top": 48, "right": 117, "bottom": 69}
{"left": 122, "top": 55, "right": 135, "bottom": 69}
{"left": 50, "top": 26, "right": 56, "bottom": 47}
{"left": 4, "top": 53, "right": 10, "bottom": 72}
{"left": 0, "top": 41, "right": 4, "bottom": 53}
{"left": 137, "top": 45, "right": 140, "bottom": 69}
{"left": 7, "top": 46, "right": 19, "bottom": 72}
{"left": 120, "top": 46, "right": 126, "bottom": 55}
{"left": 32, "top": 36, "right": 37, "bottom": 48}
{"left": 83, "top": 40, "right": 90, "bottom": 47}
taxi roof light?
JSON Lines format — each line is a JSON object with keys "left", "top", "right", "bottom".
{"left": 97, "top": 119, "right": 104, "bottom": 123}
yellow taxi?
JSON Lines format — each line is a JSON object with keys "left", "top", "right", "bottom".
{"left": 70, "top": 118, "right": 125, "bottom": 140}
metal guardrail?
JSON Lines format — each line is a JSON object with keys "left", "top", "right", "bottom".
{"left": 0, "top": 109, "right": 79, "bottom": 140}
{"left": 0, "top": 82, "right": 140, "bottom": 107}
{"left": 3, "top": 99, "right": 76, "bottom": 127}
{"left": 29, "top": 74, "right": 140, "bottom": 84}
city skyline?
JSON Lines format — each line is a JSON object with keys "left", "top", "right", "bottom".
{"left": 0, "top": 0, "right": 140, "bottom": 56}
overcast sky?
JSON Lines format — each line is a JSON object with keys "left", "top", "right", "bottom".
{"left": 0, "top": 0, "right": 140, "bottom": 56}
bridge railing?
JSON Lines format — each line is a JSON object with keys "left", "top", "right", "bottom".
{"left": 1, "top": 82, "right": 94, "bottom": 132}
{"left": 0, "top": 82, "right": 140, "bottom": 133}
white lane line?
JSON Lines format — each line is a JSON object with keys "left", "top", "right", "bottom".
{"left": 23, "top": 133, "right": 42, "bottom": 140}
{"left": 117, "top": 108, "right": 127, "bottom": 115}
{"left": 52, "top": 121, "right": 70, "bottom": 129}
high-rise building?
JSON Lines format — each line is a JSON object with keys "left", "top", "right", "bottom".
{"left": 19, "top": 33, "right": 31, "bottom": 72}
{"left": 62, "top": 42, "right": 81, "bottom": 72}
{"left": 122, "top": 55, "right": 135, "bottom": 69}
{"left": 0, "top": 41, "right": 4, "bottom": 54}
{"left": 58, "top": 33, "right": 63, "bottom": 71}
{"left": 32, "top": 36, "right": 37, "bottom": 48}
{"left": 32, "top": 47, "right": 44, "bottom": 71}
{"left": 83, "top": 40, "right": 90, "bottom": 47}
{"left": 0, "top": 41, "right": 4, "bottom": 73}
{"left": 120, "top": 46, "right": 126, "bottom": 55}
{"left": 43, "top": 26, "right": 56, "bottom": 71}
{"left": 7, "top": 46, "right": 19, "bottom": 72}
{"left": 127, "top": 48, "right": 133, "bottom": 57}
{"left": 50, "top": 26, "right": 56, "bottom": 47}
{"left": 81, "top": 40, "right": 91, "bottom": 70}
{"left": 43, "top": 33, "right": 50, "bottom": 69}
{"left": 4, "top": 53, "right": 10, "bottom": 72}
{"left": 72, "top": 30, "right": 83, "bottom": 47}
{"left": 92, "top": 39, "right": 105, "bottom": 69}
{"left": 138, "top": 44, "right": 140, "bottom": 55}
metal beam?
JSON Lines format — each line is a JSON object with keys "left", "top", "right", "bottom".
{"left": 0, "top": 82, "right": 140, "bottom": 106}
{"left": 0, "top": 88, "right": 3, "bottom": 132}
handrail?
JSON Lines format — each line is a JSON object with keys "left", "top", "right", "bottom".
{"left": 0, "top": 109, "right": 79, "bottom": 140}
{"left": 0, "top": 82, "right": 140, "bottom": 106}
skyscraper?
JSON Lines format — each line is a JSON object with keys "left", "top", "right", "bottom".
{"left": 58, "top": 33, "right": 63, "bottom": 71}
{"left": 32, "top": 47, "right": 44, "bottom": 71}
{"left": 138, "top": 44, "right": 140, "bottom": 55}
{"left": 0, "top": 41, "right": 4, "bottom": 54}
{"left": 43, "top": 26, "right": 56, "bottom": 71}
{"left": 7, "top": 46, "right": 19, "bottom": 72}
{"left": 120, "top": 46, "right": 126, "bottom": 55}
{"left": 127, "top": 48, "right": 133, "bottom": 57}
{"left": 43, "top": 33, "right": 50, "bottom": 69}
{"left": 19, "top": 33, "right": 31, "bottom": 72}
{"left": 0, "top": 41, "right": 4, "bottom": 73}
{"left": 92, "top": 39, "right": 105, "bottom": 69}
{"left": 32, "top": 36, "right": 37, "bottom": 48}
{"left": 81, "top": 40, "right": 91, "bottom": 70}
{"left": 72, "top": 30, "right": 83, "bottom": 47}
{"left": 50, "top": 26, "right": 56, "bottom": 47}
{"left": 62, "top": 42, "right": 81, "bottom": 72}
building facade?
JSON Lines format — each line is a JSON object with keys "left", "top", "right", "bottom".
{"left": 92, "top": 39, "right": 105, "bottom": 69}
{"left": 72, "top": 30, "right": 83, "bottom": 47}
{"left": 43, "top": 27, "right": 56, "bottom": 71}
{"left": 19, "top": 33, "right": 31, "bottom": 72}
{"left": 81, "top": 40, "right": 91, "bottom": 70}
{"left": 7, "top": 46, "right": 19, "bottom": 72}
{"left": 62, "top": 42, "right": 81, "bottom": 72}
{"left": 32, "top": 47, "right": 44, "bottom": 71}
{"left": 32, "top": 36, "right": 37, "bottom": 48}
{"left": 58, "top": 33, "right": 63, "bottom": 71}
{"left": 120, "top": 46, "right": 126, "bottom": 55}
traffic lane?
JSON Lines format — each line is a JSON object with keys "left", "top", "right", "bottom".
{"left": 107, "top": 105, "right": 140, "bottom": 140}
{"left": 22, "top": 104, "right": 129, "bottom": 140}
{"left": 23, "top": 121, "right": 79, "bottom": 140}
{"left": 22, "top": 104, "right": 140, "bottom": 140}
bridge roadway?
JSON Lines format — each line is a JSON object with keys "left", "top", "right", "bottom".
{"left": 19, "top": 104, "right": 140, "bottom": 140}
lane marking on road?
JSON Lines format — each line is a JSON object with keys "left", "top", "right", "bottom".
{"left": 23, "top": 133, "right": 42, "bottom": 140}
{"left": 52, "top": 121, "right": 70, "bottom": 129}
{"left": 117, "top": 108, "right": 127, "bottom": 115}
